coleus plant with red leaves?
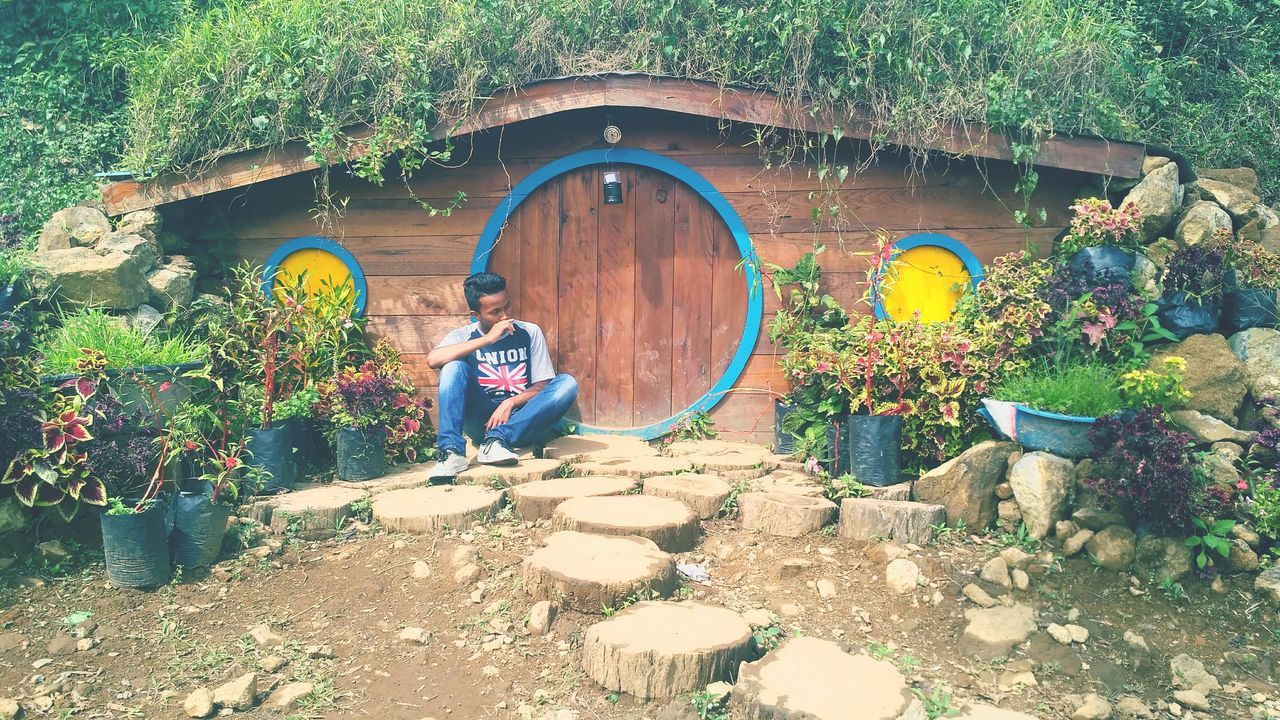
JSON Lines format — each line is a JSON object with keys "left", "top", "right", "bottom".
{"left": 1, "top": 368, "right": 107, "bottom": 521}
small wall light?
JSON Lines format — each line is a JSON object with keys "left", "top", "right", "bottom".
{"left": 603, "top": 171, "right": 623, "bottom": 205}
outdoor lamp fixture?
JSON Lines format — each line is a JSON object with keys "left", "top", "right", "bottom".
{"left": 602, "top": 170, "right": 623, "bottom": 205}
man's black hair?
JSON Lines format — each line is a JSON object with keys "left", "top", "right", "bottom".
{"left": 463, "top": 271, "right": 507, "bottom": 311}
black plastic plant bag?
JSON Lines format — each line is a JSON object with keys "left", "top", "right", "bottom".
{"left": 1156, "top": 292, "right": 1220, "bottom": 340}
{"left": 1069, "top": 247, "right": 1135, "bottom": 288}
{"left": 1220, "top": 288, "right": 1278, "bottom": 334}
{"left": 337, "top": 426, "right": 386, "bottom": 481}
{"left": 170, "top": 489, "right": 232, "bottom": 569}
{"left": 101, "top": 499, "right": 171, "bottom": 588}
{"left": 246, "top": 425, "right": 296, "bottom": 493}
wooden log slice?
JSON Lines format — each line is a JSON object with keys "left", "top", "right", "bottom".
{"left": 552, "top": 495, "right": 700, "bottom": 552}
{"left": 371, "top": 485, "right": 505, "bottom": 533}
{"left": 522, "top": 531, "right": 677, "bottom": 612}
{"left": 737, "top": 492, "right": 837, "bottom": 537}
{"left": 508, "top": 475, "right": 638, "bottom": 521}
{"left": 642, "top": 474, "right": 731, "bottom": 519}
{"left": 581, "top": 601, "right": 753, "bottom": 699}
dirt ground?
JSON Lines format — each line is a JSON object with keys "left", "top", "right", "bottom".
{"left": 1, "top": 504, "right": 1277, "bottom": 720}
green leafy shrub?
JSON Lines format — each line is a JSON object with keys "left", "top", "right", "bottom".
{"left": 1055, "top": 198, "right": 1144, "bottom": 256}
{"left": 1119, "top": 356, "right": 1189, "bottom": 409}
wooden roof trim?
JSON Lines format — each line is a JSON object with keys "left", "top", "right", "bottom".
{"left": 101, "top": 74, "right": 1146, "bottom": 215}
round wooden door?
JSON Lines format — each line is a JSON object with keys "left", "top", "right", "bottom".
{"left": 487, "top": 164, "right": 748, "bottom": 430}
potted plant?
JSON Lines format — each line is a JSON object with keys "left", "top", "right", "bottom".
{"left": 767, "top": 248, "right": 849, "bottom": 458}
{"left": 1055, "top": 198, "right": 1145, "bottom": 286}
{"left": 986, "top": 358, "right": 1124, "bottom": 458}
{"left": 316, "top": 338, "right": 428, "bottom": 480}
{"left": 1210, "top": 229, "right": 1280, "bottom": 333}
{"left": 1157, "top": 243, "right": 1225, "bottom": 340}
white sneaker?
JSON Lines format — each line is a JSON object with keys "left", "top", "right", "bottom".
{"left": 427, "top": 450, "right": 470, "bottom": 480}
{"left": 477, "top": 438, "right": 518, "bottom": 466}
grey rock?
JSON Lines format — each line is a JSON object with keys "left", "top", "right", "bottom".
{"left": 960, "top": 604, "right": 1037, "bottom": 659}
{"left": 980, "top": 556, "right": 1012, "bottom": 589}
{"left": 1135, "top": 536, "right": 1194, "bottom": 581}
{"left": 1170, "top": 653, "right": 1220, "bottom": 694}
{"left": 1197, "top": 453, "right": 1241, "bottom": 487}
{"left": 1172, "top": 689, "right": 1209, "bottom": 711}
{"left": 212, "top": 672, "right": 257, "bottom": 711}
{"left": 885, "top": 558, "right": 921, "bottom": 595}
{"left": 837, "top": 498, "right": 945, "bottom": 546}
{"left": 1011, "top": 568, "right": 1030, "bottom": 591}
{"left": 1124, "top": 162, "right": 1182, "bottom": 240}
{"left": 1197, "top": 167, "right": 1258, "bottom": 192}
{"left": 1071, "top": 507, "right": 1126, "bottom": 532}
{"left": 96, "top": 233, "right": 159, "bottom": 272}
{"left": 125, "top": 304, "right": 163, "bottom": 336}
{"left": 1228, "top": 328, "right": 1280, "bottom": 400}
{"left": 1008, "top": 452, "right": 1074, "bottom": 540}
{"left": 146, "top": 259, "right": 197, "bottom": 310}
{"left": 1174, "top": 201, "right": 1232, "bottom": 246}
{"left": 1210, "top": 441, "right": 1244, "bottom": 460}
{"left": 38, "top": 247, "right": 149, "bottom": 309}
{"left": 1244, "top": 555, "right": 1277, "bottom": 593}
{"left": 268, "top": 682, "right": 314, "bottom": 711}
{"left": 38, "top": 206, "right": 111, "bottom": 251}
{"left": 116, "top": 209, "right": 163, "bottom": 241}
{"left": 1064, "top": 527, "right": 1094, "bottom": 556}
{"left": 1226, "top": 538, "right": 1259, "bottom": 573}
{"left": 963, "top": 583, "right": 997, "bottom": 608}
{"left": 183, "top": 687, "right": 214, "bottom": 718}
{"left": 1169, "top": 410, "right": 1255, "bottom": 445}
{"left": 528, "top": 600, "right": 556, "bottom": 635}
{"left": 1198, "top": 178, "right": 1259, "bottom": 221}
{"left": 999, "top": 547, "right": 1033, "bottom": 570}
{"left": 1087, "top": 526, "right": 1136, "bottom": 571}
{"left": 1123, "top": 631, "right": 1150, "bottom": 655}
{"left": 1071, "top": 693, "right": 1112, "bottom": 720}
{"left": 1231, "top": 524, "right": 1261, "bottom": 548}
{"left": 913, "top": 440, "right": 1017, "bottom": 529}
{"left": 1114, "top": 696, "right": 1153, "bottom": 719}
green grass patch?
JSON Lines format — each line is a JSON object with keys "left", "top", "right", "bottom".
{"left": 39, "top": 307, "right": 207, "bottom": 373}
{"left": 993, "top": 359, "right": 1124, "bottom": 418}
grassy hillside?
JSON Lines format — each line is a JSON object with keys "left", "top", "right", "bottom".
{"left": 1, "top": 0, "right": 1277, "bottom": 244}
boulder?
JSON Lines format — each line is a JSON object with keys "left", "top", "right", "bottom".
{"left": 838, "top": 498, "right": 945, "bottom": 546}
{"left": 1174, "top": 201, "right": 1232, "bottom": 246}
{"left": 1261, "top": 204, "right": 1280, "bottom": 255}
{"left": 1226, "top": 538, "right": 1259, "bottom": 573}
{"left": 1086, "top": 526, "right": 1136, "bottom": 571}
{"left": 38, "top": 247, "right": 149, "bottom": 309}
{"left": 116, "top": 209, "right": 163, "bottom": 242}
{"left": 738, "top": 492, "right": 836, "bottom": 537}
{"left": 1151, "top": 334, "right": 1247, "bottom": 422}
{"left": 913, "top": 440, "right": 1017, "bottom": 529}
{"left": 731, "top": 637, "right": 917, "bottom": 720}
{"left": 97, "top": 232, "right": 159, "bottom": 272}
{"left": 1169, "top": 409, "right": 1254, "bottom": 444}
{"left": 1071, "top": 507, "right": 1125, "bottom": 532}
{"left": 581, "top": 601, "right": 752, "bottom": 699}
{"left": 146, "top": 259, "right": 197, "bottom": 310}
{"left": 960, "top": 604, "right": 1037, "bottom": 659}
{"left": 1197, "top": 177, "right": 1259, "bottom": 221}
{"left": 1197, "top": 167, "right": 1258, "bottom": 193}
{"left": 1255, "top": 565, "right": 1280, "bottom": 607}
{"left": 1063, "top": 529, "right": 1094, "bottom": 557}
{"left": 1197, "top": 452, "right": 1241, "bottom": 487}
{"left": 1134, "top": 536, "right": 1193, "bottom": 581}
{"left": 37, "top": 206, "right": 111, "bottom": 250}
{"left": 1007, "top": 452, "right": 1074, "bottom": 540}
{"left": 1124, "top": 162, "right": 1182, "bottom": 240}
{"left": 1228, "top": 328, "right": 1280, "bottom": 400}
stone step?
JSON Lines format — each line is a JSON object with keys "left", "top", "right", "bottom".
{"left": 370, "top": 485, "right": 505, "bottom": 533}
{"left": 542, "top": 434, "right": 659, "bottom": 462}
{"left": 551, "top": 495, "right": 700, "bottom": 552}
{"left": 572, "top": 457, "right": 695, "bottom": 478}
{"left": 641, "top": 474, "right": 731, "bottom": 520}
{"left": 508, "top": 476, "right": 638, "bottom": 521}
{"left": 456, "top": 458, "right": 565, "bottom": 487}
{"left": 581, "top": 601, "right": 753, "bottom": 699}
{"left": 250, "top": 486, "right": 368, "bottom": 539}
{"left": 522, "top": 531, "right": 677, "bottom": 613}
{"left": 738, "top": 492, "right": 837, "bottom": 537}
{"left": 731, "top": 636, "right": 920, "bottom": 720}
{"left": 837, "top": 498, "right": 946, "bottom": 546}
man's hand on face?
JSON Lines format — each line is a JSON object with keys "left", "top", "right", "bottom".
{"left": 486, "top": 399, "right": 515, "bottom": 430}
{"left": 482, "top": 318, "right": 516, "bottom": 346}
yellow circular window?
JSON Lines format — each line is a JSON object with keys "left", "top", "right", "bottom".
{"left": 263, "top": 237, "right": 367, "bottom": 315}
{"left": 876, "top": 234, "right": 981, "bottom": 323}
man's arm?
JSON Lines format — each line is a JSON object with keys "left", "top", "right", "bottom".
{"left": 426, "top": 319, "right": 516, "bottom": 369}
{"left": 484, "top": 379, "right": 547, "bottom": 430}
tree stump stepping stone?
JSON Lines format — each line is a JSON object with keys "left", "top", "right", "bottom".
{"left": 838, "top": 498, "right": 946, "bottom": 546}
{"left": 552, "top": 495, "right": 700, "bottom": 551}
{"left": 581, "top": 601, "right": 753, "bottom": 699}
{"left": 664, "top": 439, "right": 777, "bottom": 475}
{"left": 261, "top": 486, "right": 368, "bottom": 538}
{"left": 738, "top": 492, "right": 837, "bottom": 537}
{"left": 757, "top": 470, "right": 824, "bottom": 497}
{"left": 455, "top": 458, "right": 564, "bottom": 486}
{"left": 573, "top": 457, "right": 694, "bottom": 478}
{"left": 332, "top": 463, "right": 432, "bottom": 494}
{"left": 542, "top": 434, "right": 659, "bottom": 462}
{"left": 508, "top": 476, "right": 638, "bottom": 521}
{"left": 371, "top": 485, "right": 505, "bottom": 533}
{"left": 642, "top": 474, "right": 731, "bottom": 519}
{"left": 731, "top": 636, "right": 918, "bottom": 719}
{"left": 523, "top": 531, "right": 677, "bottom": 612}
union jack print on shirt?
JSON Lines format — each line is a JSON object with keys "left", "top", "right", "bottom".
{"left": 477, "top": 362, "right": 528, "bottom": 395}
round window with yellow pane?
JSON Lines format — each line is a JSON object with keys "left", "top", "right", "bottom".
{"left": 262, "top": 236, "right": 367, "bottom": 315}
{"left": 874, "top": 233, "right": 983, "bottom": 323}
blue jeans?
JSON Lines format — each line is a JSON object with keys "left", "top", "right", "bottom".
{"left": 436, "top": 360, "right": 578, "bottom": 455}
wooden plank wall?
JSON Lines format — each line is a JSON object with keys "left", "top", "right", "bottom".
{"left": 187, "top": 108, "right": 1086, "bottom": 445}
